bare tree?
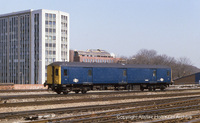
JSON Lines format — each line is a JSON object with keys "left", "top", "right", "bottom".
{"left": 124, "top": 49, "right": 200, "bottom": 80}
{"left": 128, "top": 49, "right": 157, "bottom": 64}
{"left": 175, "top": 57, "right": 193, "bottom": 78}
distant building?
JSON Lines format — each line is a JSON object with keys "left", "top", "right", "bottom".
{"left": 0, "top": 9, "right": 69, "bottom": 84}
{"left": 70, "top": 49, "right": 120, "bottom": 63}
{"left": 69, "top": 50, "right": 75, "bottom": 62}
{"left": 174, "top": 72, "right": 200, "bottom": 85}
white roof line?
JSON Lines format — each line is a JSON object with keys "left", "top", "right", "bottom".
{"left": 0, "top": 9, "right": 32, "bottom": 17}
{"left": 0, "top": 9, "right": 69, "bottom": 18}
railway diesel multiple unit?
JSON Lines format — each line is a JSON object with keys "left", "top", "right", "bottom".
{"left": 46, "top": 62, "right": 171, "bottom": 94}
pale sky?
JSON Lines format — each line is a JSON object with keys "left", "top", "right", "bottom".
{"left": 1, "top": 0, "right": 200, "bottom": 68}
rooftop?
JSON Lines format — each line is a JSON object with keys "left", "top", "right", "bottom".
{"left": 75, "top": 49, "right": 112, "bottom": 57}
{"left": 49, "top": 62, "right": 171, "bottom": 69}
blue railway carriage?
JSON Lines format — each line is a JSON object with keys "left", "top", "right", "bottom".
{"left": 46, "top": 62, "right": 171, "bottom": 94}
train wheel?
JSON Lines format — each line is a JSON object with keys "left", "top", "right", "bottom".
{"left": 140, "top": 87, "right": 144, "bottom": 91}
{"left": 148, "top": 86, "right": 153, "bottom": 91}
{"left": 153, "top": 86, "right": 156, "bottom": 91}
{"left": 81, "top": 90, "right": 87, "bottom": 94}
{"left": 63, "top": 91, "right": 68, "bottom": 95}
{"left": 75, "top": 90, "right": 80, "bottom": 94}
{"left": 56, "top": 90, "right": 61, "bottom": 94}
{"left": 160, "top": 85, "right": 165, "bottom": 91}
{"left": 126, "top": 85, "right": 131, "bottom": 91}
{"left": 114, "top": 87, "right": 119, "bottom": 91}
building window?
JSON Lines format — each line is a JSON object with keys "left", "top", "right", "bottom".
{"left": 53, "top": 36, "right": 56, "bottom": 40}
{"left": 49, "top": 36, "right": 52, "bottom": 40}
{"left": 55, "top": 69, "right": 58, "bottom": 76}
{"left": 167, "top": 71, "right": 170, "bottom": 76}
{"left": 64, "top": 69, "right": 67, "bottom": 76}
{"left": 45, "top": 36, "right": 48, "bottom": 40}
{"left": 49, "top": 14, "right": 52, "bottom": 18}
{"left": 153, "top": 70, "right": 157, "bottom": 77}
{"left": 53, "top": 14, "right": 56, "bottom": 18}
{"left": 123, "top": 70, "right": 127, "bottom": 76}
{"left": 45, "top": 21, "right": 48, "bottom": 25}
{"left": 88, "top": 70, "right": 92, "bottom": 76}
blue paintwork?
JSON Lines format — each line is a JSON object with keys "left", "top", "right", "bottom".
{"left": 156, "top": 68, "right": 171, "bottom": 84}
{"left": 61, "top": 67, "right": 93, "bottom": 84}
{"left": 195, "top": 73, "right": 200, "bottom": 84}
{"left": 93, "top": 68, "right": 127, "bottom": 84}
{"left": 127, "top": 68, "right": 156, "bottom": 83}
{"left": 61, "top": 67, "right": 69, "bottom": 84}
{"left": 60, "top": 65, "right": 171, "bottom": 85}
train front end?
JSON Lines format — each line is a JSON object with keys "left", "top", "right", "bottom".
{"left": 46, "top": 64, "right": 62, "bottom": 94}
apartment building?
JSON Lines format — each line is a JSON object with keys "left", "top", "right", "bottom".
{"left": 71, "top": 49, "right": 120, "bottom": 63}
{"left": 0, "top": 9, "right": 69, "bottom": 84}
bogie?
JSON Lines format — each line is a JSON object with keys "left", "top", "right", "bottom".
{"left": 74, "top": 90, "right": 80, "bottom": 94}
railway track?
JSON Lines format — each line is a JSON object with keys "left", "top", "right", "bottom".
{"left": 23, "top": 97, "right": 200, "bottom": 123}
{"left": 148, "top": 113, "right": 200, "bottom": 123}
{"left": 0, "top": 86, "right": 199, "bottom": 94}
{"left": 0, "top": 88, "right": 200, "bottom": 122}
{"left": 0, "top": 95, "right": 200, "bottom": 122}
{"left": 1, "top": 89, "right": 200, "bottom": 101}
{"left": 1, "top": 91, "right": 200, "bottom": 108}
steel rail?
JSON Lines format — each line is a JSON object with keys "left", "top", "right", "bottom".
{"left": 0, "top": 87, "right": 199, "bottom": 93}
{"left": 1, "top": 95, "right": 200, "bottom": 121}
{"left": 1, "top": 88, "right": 199, "bottom": 99}
{"left": 1, "top": 91, "right": 200, "bottom": 108}
{"left": 146, "top": 113, "right": 200, "bottom": 123}
{"left": 69, "top": 105, "right": 200, "bottom": 123}
{"left": 23, "top": 97, "right": 200, "bottom": 123}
